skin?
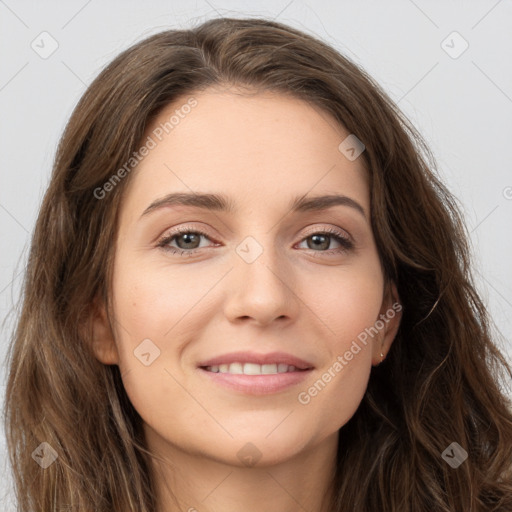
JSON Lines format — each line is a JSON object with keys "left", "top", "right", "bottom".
{"left": 91, "top": 87, "right": 401, "bottom": 512}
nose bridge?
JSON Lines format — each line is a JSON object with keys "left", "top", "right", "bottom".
{"left": 223, "top": 232, "right": 298, "bottom": 324}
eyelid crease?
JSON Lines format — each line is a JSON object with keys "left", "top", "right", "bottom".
{"left": 300, "top": 224, "right": 352, "bottom": 243}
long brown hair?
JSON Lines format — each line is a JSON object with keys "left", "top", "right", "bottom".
{"left": 4, "top": 17, "right": 512, "bottom": 511}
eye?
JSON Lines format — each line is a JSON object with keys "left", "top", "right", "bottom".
{"left": 157, "top": 227, "right": 215, "bottom": 256}
{"left": 296, "top": 227, "right": 354, "bottom": 255}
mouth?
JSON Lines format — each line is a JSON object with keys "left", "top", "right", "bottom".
{"left": 196, "top": 352, "right": 314, "bottom": 395}
{"left": 200, "top": 362, "right": 310, "bottom": 375}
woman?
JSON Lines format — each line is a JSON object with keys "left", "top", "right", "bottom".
{"left": 4, "top": 16, "right": 512, "bottom": 512}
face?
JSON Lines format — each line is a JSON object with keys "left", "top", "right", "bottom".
{"left": 91, "top": 88, "right": 400, "bottom": 467}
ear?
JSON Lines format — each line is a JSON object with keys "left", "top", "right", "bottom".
{"left": 87, "top": 297, "right": 119, "bottom": 366}
{"left": 371, "top": 281, "right": 402, "bottom": 366}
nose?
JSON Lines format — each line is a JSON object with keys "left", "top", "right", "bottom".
{"left": 223, "top": 239, "right": 300, "bottom": 327}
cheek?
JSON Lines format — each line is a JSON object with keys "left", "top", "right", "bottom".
{"left": 110, "top": 254, "right": 218, "bottom": 349}
{"left": 108, "top": 256, "right": 222, "bottom": 422}
{"left": 305, "top": 258, "right": 384, "bottom": 344}
{"left": 298, "top": 290, "right": 377, "bottom": 432}
{"left": 292, "top": 264, "right": 383, "bottom": 427}
{"left": 109, "top": 262, "right": 203, "bottom": 436}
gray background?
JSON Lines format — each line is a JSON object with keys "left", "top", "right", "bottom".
{"left": 1, "top": 0, "right": 511, "bottom": 508}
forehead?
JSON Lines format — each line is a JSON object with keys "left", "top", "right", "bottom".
{"left": 121, "top": 88, "right": 369, "bottom": 219}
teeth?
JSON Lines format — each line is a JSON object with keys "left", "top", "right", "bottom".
{"left": 205, "top": 363, "right": 302, "bottom": 375}
{"left": 244, "top": 363, "right": 263, "bottom": 375}
{"left": 262, "top": 364, "right": 277, "bottom": 374}
{"left": 228, "top": 362, "right": 243, "bottom": 374}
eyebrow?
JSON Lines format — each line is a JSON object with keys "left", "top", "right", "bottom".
{"left": 141, "top": 192, "right": 367, "bottom": 220}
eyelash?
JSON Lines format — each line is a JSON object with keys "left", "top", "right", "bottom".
{"left": 156, "top": 225, "right": 354, "bottom": 257}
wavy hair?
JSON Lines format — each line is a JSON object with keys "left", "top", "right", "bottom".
{"left": 3, "top": 16, "right": 512, "bottom": 512}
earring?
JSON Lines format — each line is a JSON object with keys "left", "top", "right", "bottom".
{"left": 380, "top": 352, "right": 384, "bottom": 365}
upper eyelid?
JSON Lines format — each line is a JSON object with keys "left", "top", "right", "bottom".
{"left": 300, "top": 224, "right": 352, "bottom": 240}
{"left": 162, "top": 223, "right": 351, "bottom": 237}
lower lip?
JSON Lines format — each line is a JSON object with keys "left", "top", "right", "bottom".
{"left": 197, "top": 367, "right": 313, "bottom": 395}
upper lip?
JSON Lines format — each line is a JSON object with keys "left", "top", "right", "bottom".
{"left": 198, "top": 351, "right": 314, "bottom": 370}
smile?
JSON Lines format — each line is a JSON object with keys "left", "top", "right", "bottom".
{"left": 203, "top": 362, "right": 307, "bottom": 375}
